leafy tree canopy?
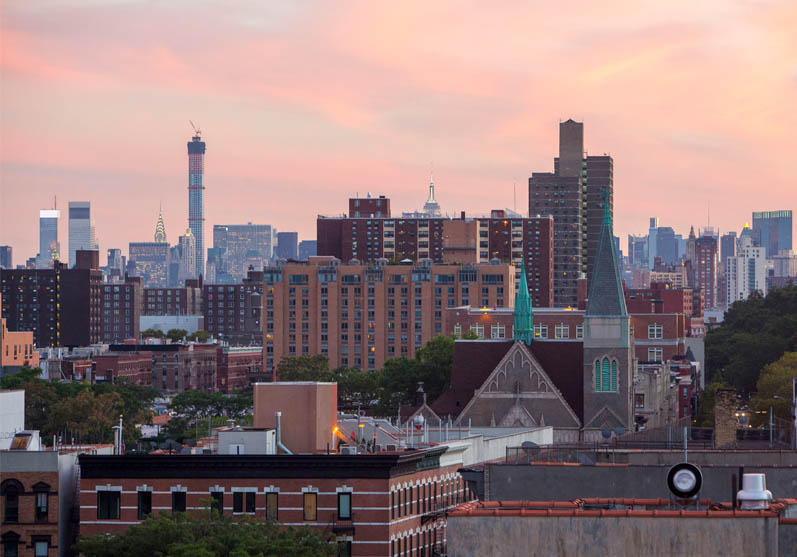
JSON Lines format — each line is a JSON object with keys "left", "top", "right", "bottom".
{"left": 74, "top": 509, "right": 336, "bottom": 557}
{"left": 186, "top": 329, "right": 211, "bottom": 342}
{"left": 141, "top": 328, "right": 164, "bottom": 339}
{"left": 751, "top": 351, "right": 797, "bottom": 423}
{"left": 166, "top": 329, "right": 188, "bottom": 343}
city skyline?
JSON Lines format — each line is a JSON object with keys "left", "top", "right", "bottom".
{"left": 2, "top": 1, "right": 796, "bottom": 261}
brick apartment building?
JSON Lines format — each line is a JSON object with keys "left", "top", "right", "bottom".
{"left": 263, "top": 259, "right": 515, "bottom": 375}
{"left": 109, "top": 344, "right": 217, "bottom": 393}
{"left": 93, "top": 352, "right": 153, "bottom": 386}
{"left": 216, "top": 346, "right": 264, "bottom": 392}
{"left": 0, "top": 293, "right": 40, "bottom": 374}
{"left": 204, "top": 270, "right": 263, "bottom": 345}
{"left": 0, "top": 253, "right": 102, "bottom": 348}
{"left": 78, "top": 449, "right": 470, "bottom": 557}
{"left": 317, "top": 198, "right": 554, "bottom": 308}
{"left": 100, "top": 275, "right": 142, "bottom": 344}
{"left": 142, "top": 284, "right": 202, "bottom": 316}
{"left": 695, "top": 233, "right": 719, "bottom": 310}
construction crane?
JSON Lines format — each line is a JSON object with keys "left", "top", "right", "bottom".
{"left": 189, "top": 120, "right": 201, "bottom": 138}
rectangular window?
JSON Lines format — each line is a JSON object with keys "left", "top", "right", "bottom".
{"left": 338, "top": 492, "right": 352, "bottom": 519}
{"left": 303, "top": 492, "right": 317, "bottom": 521}
{"left": 576, "top": 325, "right": 584, "bottom": 339}
{"left": 635, "top": 394, "right": 645, "bottom": 409}
{"left": 34, "top": 541, "right": 48, "bottom": 557}
{"left": 171, "top": 491, "right": 186, "bottom": 513}
{"left": 35, "top": 492, "right": 48, "bottom": 522}
{"left": 555, "top": 323, "right": 569, "bottom": 339}
{"left": 137, "top": 491, "right": 152, "bottom": 520}
{"left": 647, "top": 324, "right": 663, "bottom": 340}
{"left": 266, "top": 492, "right": 278, "bottom": 521}
{"left": 648, "top": 347, "right": 663, "bottom": 362}
{"left": 97, "top": 491, "right": 120, "bottom": 520}
{"left": 234, "top": 492, "right": 255, "bottom": 513}
{"left": 490, "top": 324, "right": 505, "bottom": 339}
{"left": 210, "top": 491, "right": 223, "bottom": 514}
{"left": 469, "top": 324, "right": 484, "bottom": 339}
{"left": 534, "top": 324, "right": 548, "bottom": 339}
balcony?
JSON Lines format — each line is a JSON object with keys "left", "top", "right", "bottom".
{"left": 332, "top": 513, "right": 355, "bottom": 534}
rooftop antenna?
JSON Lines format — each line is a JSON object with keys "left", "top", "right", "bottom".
{"left": 189, "top": 120, "right": 201, "bottom": 138}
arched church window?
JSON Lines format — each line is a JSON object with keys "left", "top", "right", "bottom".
{"left": 594, "top": 360, "right": 600, "bottom": 391}
{"left": 601, "top": 358, "right": 610, "bottom": 392}
{"left": 611, "top": 360, "right": 617, "bottom": 391}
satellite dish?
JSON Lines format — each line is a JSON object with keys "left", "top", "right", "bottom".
{"left": 601, "top": 428, "right": 612, "bottom": 439}
{"left": 613, "top": 427, "right": 625, "bottom": 437}
{"left": 667, "top": 462, "right": 703, "bottom": 499}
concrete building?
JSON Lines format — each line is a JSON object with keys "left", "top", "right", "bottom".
{"left": 262, "top": 259, "right": 514, "bottom": 375}
{"left": 99, "top": 275, "right": 142, "bottom": 343}
{"left": 753, "top": 209, "right": 792, "bottom": 257}
{"left": 726, "top": 235, "right": 768, "bottom": 304}
{"left": 67, "top": 201, "right": 97, "bottom": 268}
{"left": 212, "top": 224, "right": 275, "bottom": 282}
{"left": 1, "top": 257, "right": 102, "bottom": 348}
{"left": 529, "top": 120, "right": 613, "bottom": 307}
{"left": 128, "top": 242, "right": 169, "bottom": 288}
{"left": 36, "top": 210, "right": 60, "bottom": 269}
{"left": 447, "top": 497, "right": 796, "bottom": 557}
{"left": 187, "top": 132, "right": 206, "bottom": 279}
{"left": 0, "top": 391, "right": 25, "bottom": 450}
{"left": 0, "top": 247, "right": 11, "bottom": 270}
{"left": 275, "top": 232, "right": 299, "bottom": 260}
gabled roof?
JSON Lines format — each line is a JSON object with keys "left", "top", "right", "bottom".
{"left": 587, "top": 191, "right": 627, "bottom": 317}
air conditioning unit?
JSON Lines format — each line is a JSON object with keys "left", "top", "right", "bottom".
{"left": 340, "top": 446, "right": 358, "bottom": 455}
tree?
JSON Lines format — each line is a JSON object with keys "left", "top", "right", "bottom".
{"left": 373, "top": 357, "right": 424, "bottom": 417}
{"left": 141, "top": 328, "right": 164, "bottom": 339}
{"left": 186, "top": 329, "right": 211, "bottom": 343}
{"left": 751, "top": 351, "right": 797, "bottom": 423}
{"left": 461, "top": 329, "right": 480, "bottom": 340}
{"left": 334, "top": 367, "right": 380, "bottom": 409}
{"left": 415, "top": 335, "right": 455, "bottom": 400}
{"left": 694, "top": 381, "right": 731, "bottom": 427}
{"left": 166, "top": 329, "right": 188, "bottom": 343}
{"left": 169, "top": 390, "right": 217, "bottom": 419}
{"left": 275, "top": 355, "right": 332, "bottom": 382}
{"left": 74, "top": 509, "right": 336, "bottom": 557}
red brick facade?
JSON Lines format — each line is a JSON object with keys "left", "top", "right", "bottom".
{"left": 1, "top": 471, "right": 59, "bottom": 557}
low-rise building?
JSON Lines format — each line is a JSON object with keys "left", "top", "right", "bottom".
{"left": 1, "top": 294, "right": 39, "bottom": 375}
{"left": 109, "top": 344, "right": 217, "bottom": 393}
{"left": 216, "top": 346, "right": 263, "bottom": 392}
{"left": 93, "top": 352, "right": 153, "bottom": 386}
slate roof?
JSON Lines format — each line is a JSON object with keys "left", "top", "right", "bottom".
{"left": 586, "top": 192, "right": 628, "bottom": 317}
{"left": 529, "top": 340, "right": 584, "bottom": 421}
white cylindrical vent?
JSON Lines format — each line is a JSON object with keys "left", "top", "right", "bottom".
{"left": 736, "top": 473, "right": 773, "bottom": 510}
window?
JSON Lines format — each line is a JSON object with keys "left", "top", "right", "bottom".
{"left": 648, "top": 347, "right": 663, "bottom": 362}
{"left": 2, "top": 534, "right": 19, "bottom": 557}
{"left": 595, "top": 357, "right": 617, "bottom": 392}
{"left": 338, "top": 492, "right": 352, "bottom": 519}
{"left": 266, "top": 492, "right": 279, "bottom": 521}
{"left": 303, "top": 492, "right": 317, "bottom": 521}
{"left": 469, "top": 324, "right": 484, "bottom": 339}
{"left": 648, "top": 324, "right": 663, "bottom": 339}
{"left": 210, "top": 491, "right": 223, "bottom": 514}
{"left": 635, "top": 394, "right": 645, "bottom": 409}
{"left": 534, "top": 324, "right": 548, "bottom": 339}
{"left": 34, "top": 541, "right": 48, "bottom": 557}
{"left": 337, "top": 540, "right": 352, "bottom": 557}
{"left": 233, "top": 492, "right": 256, "bottom": 513}
{"left": 172, "top": 491, "right": 186, "bottom": 513}
{"left": 453, "top": 324, "right": 461, "bottom": 338}
{"left": 137, "top": 491, "right": 152, "bottom": 519}
{"left": 35, "top": 492, "right": 48, "bottom": 522}
{"left": 555, "top": 323, "right": 569, "bottom": 339}
{"left": 97, "top": 491, "right": 120, "bottom": 520}
{"left": 1, "top": 481, "right": 23, "bottom": 523}
{"left": 576, "top": 325, "right": 584, "bottom": 339}
{"left": 490, "top": 324, "right": 505, "bottom": 339}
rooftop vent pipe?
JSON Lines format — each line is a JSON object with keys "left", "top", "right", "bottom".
{"left": 736, "top": 473, "right": 772, "bottom": 510}
{"left": 275, "top": 411, "right": 292, "bottom": 455}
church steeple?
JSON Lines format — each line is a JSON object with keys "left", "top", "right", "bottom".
{"left": 154, "top": 205, "right": 167, "bottom": 243}
{"left": 513, "top": 259, "right": 534, "bottom": 344}
{"left": 586, "top": 189, "right": 627, "bottom": 316}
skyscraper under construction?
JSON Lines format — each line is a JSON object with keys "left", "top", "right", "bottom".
{"left": 187, "top": 128, "right": 206, "bottom": 279}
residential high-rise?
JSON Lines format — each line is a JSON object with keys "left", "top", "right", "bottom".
{"left": 752, "top": 210, "right": 792, "bottom": 257}
{"left": 725, "top": 236, "right": 767, "bottom": 305}
{"left": 204, "top": 269, "right": 263, "bottom": 346}
{"left": 212, "top": 224, "right": 275, "bottom": 282}
{"left": 129, "top": 242, "right": 170, "bottom": 287}
{"left": 37, "top": 209, "right": 60, "bottom": 269}
{"left": 100, "top": 275, "right": 142, "bottom": 343}
{"left": 187, "top": 132, "right": 206, "bottom": 278}
{"left": 529, "top": 120, "right": 613, "bottom": 307}
{"left": 178, "top": 228, "right": 197, "bottom": 284}
{"left": 720, "top": 231, "right": 737, "bottom": 264}
{"left": 275, "top": 232, "right": 299, "bottom": 260}
{"left": 0, "top": 246, "right": 11, "bottom": 269}
{"left": 349, "top": 195, "right": 390, "bottom": 218}
{"left": 695, "top": 231, "right": 718, "bottom": 310}
{"left": 68, "top": 201, "right": 97, "bottom": 268}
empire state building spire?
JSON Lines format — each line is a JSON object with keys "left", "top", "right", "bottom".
{"left": 422, "top": 170, "right": 442, "bottom": 217}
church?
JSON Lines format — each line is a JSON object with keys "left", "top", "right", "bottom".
{"left": 401, "top": 198, "right": 637, "bottom": 442}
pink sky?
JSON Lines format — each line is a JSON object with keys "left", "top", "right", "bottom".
{"left": 1, "top": 1, "right": 795, "bottom": 263}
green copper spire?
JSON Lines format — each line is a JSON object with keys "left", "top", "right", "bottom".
{"left": 513, "top": 258, "right": 534, "bottom": 344}
{"left": 586, "top": 188, "right": 627, "bottom": 316}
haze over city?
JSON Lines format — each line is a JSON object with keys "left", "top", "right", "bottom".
{"left": 2, "top": 0, "right": 796, "bottom": 259}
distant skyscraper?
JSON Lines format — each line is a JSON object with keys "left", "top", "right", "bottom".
{"left": 627, "top": 235, "right": 647, "bottom": 270}
{"left": 726, "top": 236, "right": 768, "bottom": 305}
{"left": 529, "top": 119, "right": 613, "bottom": 306}
{"left": 720, "top": 232, "right": 737, "bottom": 266}
{"left": 695, "top": 231, "right": 718, "bottom": 310}
{"left": 752, "top": 210, "right": 792, "bottom": 257}
{"left": 105, "top": 248, "right": 124, "bottom": 282}
{"left": 68, "top": 201, "right": 97, "bottom": 268}
{"left": 276, "top": 232, "right": 299, "bottom": 260}
{"left": 154, "top": 205, "right": 167, "bottom": 243}
{"left": 298, "top": 240, "right": 318, "bottom": 261}
{"left": 647, "top": 217, "right": 659, "bottom": 269}
{"left": 37, "top": 209, "right": 60, "bottom": 268}
{"left": 0, "top": 246, "right": 11, "bottom": 269}
{"left": 423, "top": 172, "right": 442, "bottom": 217}
{"left": 655, "top": 226, "right": 678, "bottom": 266}
{"left": 188, "top": 131, "right": 206, "bottom": 279}
{"left": 129, "top": 242, "right": 170, "bottom": 288}
{"left": 178, "top": 228, "right": 197, "bottom": 284}
{"left": 212, "top": 224, "right": 275, "bottom": 282}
